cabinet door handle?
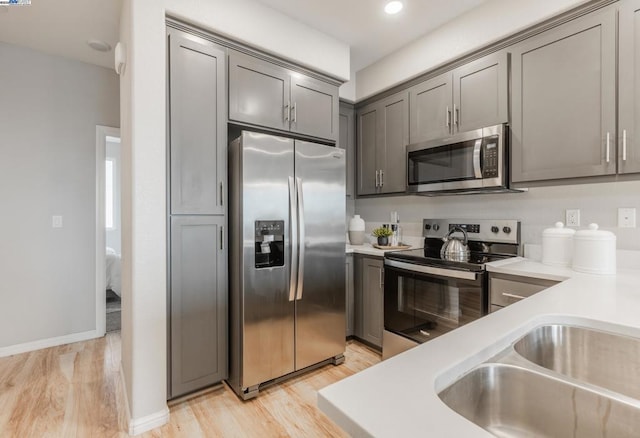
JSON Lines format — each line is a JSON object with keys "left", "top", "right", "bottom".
{"left": 446, "top": 106, "right": 451, "bottom": 131}
{"left": 623, "top": 129, "right": 627, "bottom": 161}
{"left": 379, "top": 269, "right": 384, "bottom": 287}
{"left": 291, "top": 102, "right": 297, "bottom": 123}
{"left": 219, "top": 181, "right": 224, "bottom": 207}
{"left": 454, "top": 104, "right": 459, "bottom": 128}
{"left": 220, "top": 226, "right": 224, "bottom": 251}
{"left": 502, "top": 292, "right": 526, "bottom": 301}
{"left": 380, "top": 169, "right": 384, "bottom": 187}
{"left": 284, "top": 102, "right": 290, "bottom": 123}
{"left": 375, "top": 170, "right": 379, "bottom": 187}
{"left": 606, "top": 132, "right": 611, "bottom": 163}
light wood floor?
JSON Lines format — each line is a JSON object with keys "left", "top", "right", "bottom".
{"left": 0, "top": 333, "right": 380, "bottom": 437}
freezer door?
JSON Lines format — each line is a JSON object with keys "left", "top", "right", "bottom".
{"left": 240, "top": 132, "right": 296, "bottom": 389}
{"left": 294, "top": 141, "right": 346, "bottom": 370}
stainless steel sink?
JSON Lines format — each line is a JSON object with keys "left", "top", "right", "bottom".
{"left": 514, "top": 324, "right": 640, "bottom": 400}
{"left": 438, "top": 363, "right": 640, "bottom": 437}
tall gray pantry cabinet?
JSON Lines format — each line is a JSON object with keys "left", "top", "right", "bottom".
{"left": 166, "top": 27, "right": 228, "bottom": 399}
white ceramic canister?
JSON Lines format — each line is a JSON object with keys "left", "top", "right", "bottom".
{"left": 542, "top": 222, "right": 575, "bottom": 266}
{"left": 348, "top": 215, "right": 366, "bottom": 245}
{"left": 572, "top": 223, "right": 616, "bottom": 275}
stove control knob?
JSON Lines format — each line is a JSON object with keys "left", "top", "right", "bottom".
{"left": 491, "top": 226, "right": 500, "bottom": 234}
{"left": 433, "top": 224, "right": 440, "bottom": 231}
{"left": 424, "top": 224, "right": 431, "bottom": 230}
{"left": 503, "top": 226, "right": 512, "bottom": 234}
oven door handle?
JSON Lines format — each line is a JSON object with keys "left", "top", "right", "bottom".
{"left": 384, "top": 259, "right": 478, "bottom": 281}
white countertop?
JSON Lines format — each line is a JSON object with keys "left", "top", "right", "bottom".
{"left": 346, "top": 236, "right": 423, "bottom": 257}
{"left": 345, "top": 243, "right": 399, "bottom": 257}
{"left": 318, "top": 257, "right": 640, "bottom": 437}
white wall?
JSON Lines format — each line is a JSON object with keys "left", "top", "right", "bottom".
{"left": 356, "top": 0, "right": 589, "bottom": 100}
{"left": 118, "top": 0, "right": 351, "bottom": 430}
{"left": 0, "top": 42, "right": 119, "bottom": 348}
{"left": 355, "top": 181, "right": 640, "bottom": 250}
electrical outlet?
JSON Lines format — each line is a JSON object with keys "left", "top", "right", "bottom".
{"left": 566, "top": 209, "right": 580, "bottom": 227}
{"left": 52, "top": 215, "right": 63, "bottom": 228}
{"left": 618, "top": 207, "right": 636, "bottom": 228}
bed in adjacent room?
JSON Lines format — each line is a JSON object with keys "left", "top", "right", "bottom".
{"left": 106, "top": 247, "right": 121, "bottom": 297}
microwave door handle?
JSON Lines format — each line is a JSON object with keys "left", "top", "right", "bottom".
{"left": 473, "top": 139, "right": 482, "bottom": 178}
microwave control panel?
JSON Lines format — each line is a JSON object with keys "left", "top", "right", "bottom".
{"left": 482, "top": 136, "right": 499, "bottom": 178}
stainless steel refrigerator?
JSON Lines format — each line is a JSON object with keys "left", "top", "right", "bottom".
{"left": 227, "top": 130, "right": 346, "bottom": 400}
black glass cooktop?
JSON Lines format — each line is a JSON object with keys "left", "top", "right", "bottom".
{"left": 384, "top": 246, "right": 513, "bottom": 272}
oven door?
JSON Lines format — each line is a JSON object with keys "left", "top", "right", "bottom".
{"left": 383, "top": 260, "right": 488, "bottom": 345}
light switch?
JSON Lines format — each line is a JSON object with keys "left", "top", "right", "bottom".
{"left": 52, "top": 215, "right": 63, "bottom": 228}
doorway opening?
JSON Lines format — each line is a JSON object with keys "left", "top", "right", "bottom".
{"left": 96, "top": 126, "right": 121, "bottom": 335}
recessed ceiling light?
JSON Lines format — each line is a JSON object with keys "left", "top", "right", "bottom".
{"left": 384, "top": 1, "right": 403, "bottom": 15}
{"left": 87, "top": 39, "right": 112, "bottom": 52}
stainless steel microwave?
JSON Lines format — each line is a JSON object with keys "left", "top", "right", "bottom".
{"left": 407, "top": 124, "right": 518, "bottom": 195}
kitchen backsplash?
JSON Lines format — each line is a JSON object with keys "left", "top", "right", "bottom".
{"left": 353, "top": 180, "right": 640, "bottom": 250}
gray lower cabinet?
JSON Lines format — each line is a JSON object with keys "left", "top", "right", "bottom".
{"left": 167, "top": 26, "right": 228, "bottom": 399}
{"left": 168, "top": 29, "right": 226, "bottom": 215}
{"left": 489, "top": 273, "right": 558, "bottom": 312}
{"left": 169, "top": 216, "right": 227, "bottom": 398}
{"left": 618, "top": 0, "right": 640, "bottom": 174}
{"left": 339, "top": 102, "right": 355, "bottom": 198}
{"left": 511, "top": 7, "right": 617, "bottom": 183}
{"left": 228, "top": 50, "right": 339, "bottom": 141}
{"left": 409, "top": 52, "right": 508, "bottom": 144}
{"left": 356, "top": 91, "right": 409, "bottom": 196}
{"left": 346, "top": 254, "right": 354, "bottom": 337}
{"left": 355, "top": 256, "right": 383, "bottom": 349}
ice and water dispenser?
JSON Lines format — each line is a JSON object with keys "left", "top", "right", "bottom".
{"left": 254, "top": 220, "right": 284, "bottom": 268}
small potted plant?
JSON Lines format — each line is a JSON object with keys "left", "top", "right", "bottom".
{"left": 372, "top": 226, "right": 394, "bottom": 246}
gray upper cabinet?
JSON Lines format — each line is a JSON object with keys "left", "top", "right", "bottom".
{"left": 290, "top": 75, "right": 339, "bottom": 141}
{"left": 453, "top": 52, "right": 509, "bottom": 133}
{"left": 170, "top": 216, "right": 227, "bottom": 398}
{"left": 169, "top": 30, "right": 226, "bottom": 215}
{"left": 511, "top": 8, "right": 617, "bottom": 183}
{"left": 339, "top": 102, "right": 356, "bottom": 198}
{"left": 229, "top": 50, "right": 339, "bottom": 141}
{"left": 357, "top": 90, "right": 409, "bottom": 196}
{"left": 618, "top": 0, "right": 640, "bottom": 175}
{"left": 409, "top": 52, "right": 508, "bottom": 144}
{"left": 409, "top": 72, "right": 452, "bottom": 143}
{"left": 228, "top": 51, "right": 290, "bottom": 132}
{"left": 357, "top": 104, "right": 379, "bottom": 196}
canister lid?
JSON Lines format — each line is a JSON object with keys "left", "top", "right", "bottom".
{"left": 543, "top": 222, "right": 576, "bottom": 237}
{"left": 574, "top": 223, "right": 616, "bottom": 241}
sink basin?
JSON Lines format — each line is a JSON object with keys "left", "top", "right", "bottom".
{"left": 438, "top": 363, "right": 640, "bottom": 437}
{"left": 514, "top": 324, "right": 640, "bottom": 400}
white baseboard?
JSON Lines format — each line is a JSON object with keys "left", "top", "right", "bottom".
{"left": 119, "top": 363, "right": 170, "bottom": 436}
{"left": 128, "top": 406, "right": 170, "bottom": 436}
{"left": 0, "top": 329, "right": 99, "bottom": 358}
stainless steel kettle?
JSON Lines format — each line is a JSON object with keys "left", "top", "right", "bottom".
{"left": 440, "top": 226, "right": 470, "bottom": 261}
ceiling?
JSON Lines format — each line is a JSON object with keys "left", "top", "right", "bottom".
{"left": 0, "top": 0, "right": 486, "bottom": 73}
{"left": 0, "top": 0, "right": 122, "bottom": 69}
{"left": 253, "top": 0, "right": 488, "bottom": 72}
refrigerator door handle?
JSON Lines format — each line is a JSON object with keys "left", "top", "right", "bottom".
{"left": 288, "top": 176, "right": 298, "bottom": 302}
{"left": 295, "top": 177, "right": 305, "bottom": 300}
